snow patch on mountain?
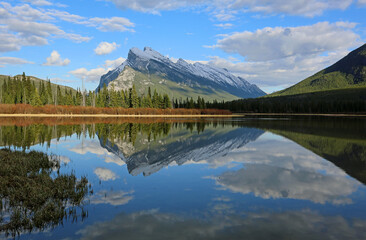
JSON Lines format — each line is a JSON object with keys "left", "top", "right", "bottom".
{"left": 97, "top": 46, "right": 265, "bottom": 98}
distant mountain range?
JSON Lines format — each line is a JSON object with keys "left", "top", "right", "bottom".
{"left": 270, "top": 43, "right": 366, "bottom": 97}
{"left": 96, "top": 47, "right": 266, "bottom": 101}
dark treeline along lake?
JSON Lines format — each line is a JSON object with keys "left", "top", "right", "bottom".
{"left": 1, "top": 117, "right": 366, "bottom": 239}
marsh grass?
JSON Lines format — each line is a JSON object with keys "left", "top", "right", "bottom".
{"left": 0, "top": 149, "right": 90, "bottom": 239}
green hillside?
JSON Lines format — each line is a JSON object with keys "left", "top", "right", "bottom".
{"left": 0, "top": 74, "right": 77, "bottom": 96}
{"left": 217, "top": 87, "right": 366, "bottom": 113}
{"left": 270, "top": 43, "right": 366, "bottom": 97}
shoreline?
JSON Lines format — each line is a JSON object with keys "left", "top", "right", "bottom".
{"left": 0, "top": 114, "right": 237, "bottom": 118}
{"left": 0, "top": 113, "right": 365, "bottom": 117}
{"left": 241, "top": 113, "right": 366, "bottom": 117}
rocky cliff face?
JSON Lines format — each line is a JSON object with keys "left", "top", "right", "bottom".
{"left": 97, "top": 47, "right": 266, "bottom": 100}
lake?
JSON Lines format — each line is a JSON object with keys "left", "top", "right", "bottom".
{"left": 1, "top": 116, "right": 366, "bottom": 239}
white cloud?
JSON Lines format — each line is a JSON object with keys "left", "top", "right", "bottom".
{"left": 91, "top": 190, "right": 134, "bottom": 206}
{"left": 205, "top": 50, "right": 349, "bottom": 91}
{"left": 0, "top": 56, "right": 34, "bottom": 66}
{"left": 22, "top": 0, "right": 53, "bottom": 6}
{"left": 59, "top": 155, "right": 71, "bottom": 164}
{"left": 214, "top": 23, "right": 233, "bottom": 29}
{"left": 94, "top": 42, "right": 120, "bottom": 55}
{"left": 359, "top": 0, "right": 366, "bottom": 4}
{"left": 104, "top": 57, "right": 126, "bottom": 68}
{"left": 50, "top": 77, "right": 73, "bottom": 83}
{"left": 94, "top": 167, "right": 119, "bottom": 181}
{"left": 0, "top": 3, "right": 133, "bottom": 52}
{"left": 46, "top": 10, "right": 135, "bottom": 32}
{"left": 43, "top": 50, "right": 70, "bottom": 66}
{"left": 61, "top": 33, "right": 92, "bottom": 43}
{"left": 88, "top": 17, "right": 135, "bottom": 32}
{"left": 77, "top": 210, "right": 366, "bottom": 240}
{"left": 108, "top": 0, "right": 205, "bottom": 14}
{"left": 69, "top": 139, "right": 127, "bottom": 165}
{"left": 204, "top": 21, "right": 361, "bottom": 90}
{"left": 0, "top": 3, "right": 91, "bottom": 52}
{"left": 108, "top": 0, "right": 354, "bottom": 17}
{"left": 214, "top": 22, "right": 359, "bottom": 61}
{"left": 70, "top": 67, "right": 109, "bottom": 83}
{"left": 217, "top": 0, "right": 352, "bottom": 17}
{"left": 215, "top": 164, "right": 357, "bottom": 204}
{"left": 70, "top": 57, "right": 126, "bottom": 82}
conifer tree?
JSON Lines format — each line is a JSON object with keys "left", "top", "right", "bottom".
{"left": 31, "top": 88, "right": 42, "bottom": 106}
{"left": 130, "top": 85, "right": 139, "bottom": 108}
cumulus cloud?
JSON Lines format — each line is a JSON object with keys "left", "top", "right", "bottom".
{"left": 22, "top": 0, "right": 53, "bottom": 6}
{"left": 59, "top": 155, "right": 71, "bottom": 164}
{"left": 214, "top": 22, "right": 359, "bottom": 61}
{"left": 91, "top": 190, "right": 134, "bottom": 206}
{"left": 0, "top": 56, "right": 33, "bottom": 67}
{"left": 46, "top": 10, "right": 135, "bottom": 32}
{"left": 191, "top": 132, "right": 362, "bottom": 204}
{"left": 88, "top": 17, "right": 135, "bottom": 32}
{"left": 94, "top": 167, "right": 119, "bottom": 181}
{"left": 70, "top": 140, "right": 126, "bottom": 165}
{"left": 76, "top": 210, "right": 366, "bottom": 240}
{"left": 215, "top": 164, "right": 358, "bottom": 204}
{"left": 69, "top": 67, "right": 108, "bottom": 82}
{"left": 94, "top": 42, "right": 120, "bottom": 55}
{"left": 0, "top": 2, "right": 91, "bottom": 52}
{"left": 205, "top": 50, "right": 350, "bottom": 92}
{"left": 69, "top": 57, "right": 126, "bottom": 82}
{"left": 214, "top": 23, "right": 233, "bottom": 29}
{"left": 205, "top": 21, "right": 360, "bottom": 91}
{"left": 217, "top": 0, "right": 352, "bottom": 17}
{"left": 108, "top": 0, "right": 354, "bottom": 17}
{"left": 107, "top": 0, "right": 205, "bottom": 14}
{"left": 104, "top": 57, "right": 126, "bottom": 68}
{"left": 43, "top": 50, "right": 70, "bottom": 66}
{"left": 0, "top": 2, "right": 134, "bottom": 52}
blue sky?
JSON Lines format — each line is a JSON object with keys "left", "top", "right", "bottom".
{"left": 0, "top": 0, "right": 365, "bottom": 93}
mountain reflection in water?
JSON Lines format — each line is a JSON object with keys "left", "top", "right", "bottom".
{"left": 0, "top": 117, "right": 366, "bottom": 240}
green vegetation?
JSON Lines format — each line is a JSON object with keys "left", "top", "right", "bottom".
{"left": 0, "top": 74, "right": 76, "bottom": 105}
{"left": 0, "top": 73, "right": 79, "bottom": 106}
{"left": 215, "top": 87, "right": 366, "bottom": 113}
{"left": 0, "top": 73, "right": 173, "bottom": 109}
{"left": 0, "top": 149, "right": 90, "bottom": 238}
{"left": 269, "top": 43, "right": 366, "bottom": 97}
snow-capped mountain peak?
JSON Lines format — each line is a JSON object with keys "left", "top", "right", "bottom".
{"left": 97, "top": 47, "right": 266, "bottom": 98}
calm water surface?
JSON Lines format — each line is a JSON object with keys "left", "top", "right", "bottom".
{"left": 1, "top": 117, "right": 366, "bottom": 239}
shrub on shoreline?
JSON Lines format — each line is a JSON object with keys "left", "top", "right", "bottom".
{"left": 0, "top": 104, "right": 231, "bottom": 115}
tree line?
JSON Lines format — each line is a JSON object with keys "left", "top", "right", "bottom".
{"left": 0, "top": 73, "right": 215, "bottom": 110}
{"left": 207, "top": 96, "right": 366, "bottom": 113}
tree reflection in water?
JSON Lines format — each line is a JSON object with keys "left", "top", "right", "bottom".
{"left": 0, "top": 149, "right": 91, "bottom": 239}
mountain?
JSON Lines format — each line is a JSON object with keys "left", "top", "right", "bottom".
{"left": 99, "top": 124, "right": 264, "bottom": 176}
{"left": 96, "top": 47, "right": 266, "bottom": 101}
{"left": 270, "top": 43, "right": 366, "bottom": 97}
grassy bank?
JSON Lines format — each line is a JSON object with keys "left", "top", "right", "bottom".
{"left": 0, "top": 104, "right": 231, "bottom": 116}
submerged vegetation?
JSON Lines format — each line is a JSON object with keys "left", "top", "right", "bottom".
{"left": 0, "top": 149, "right": 90, "bottom": 238}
